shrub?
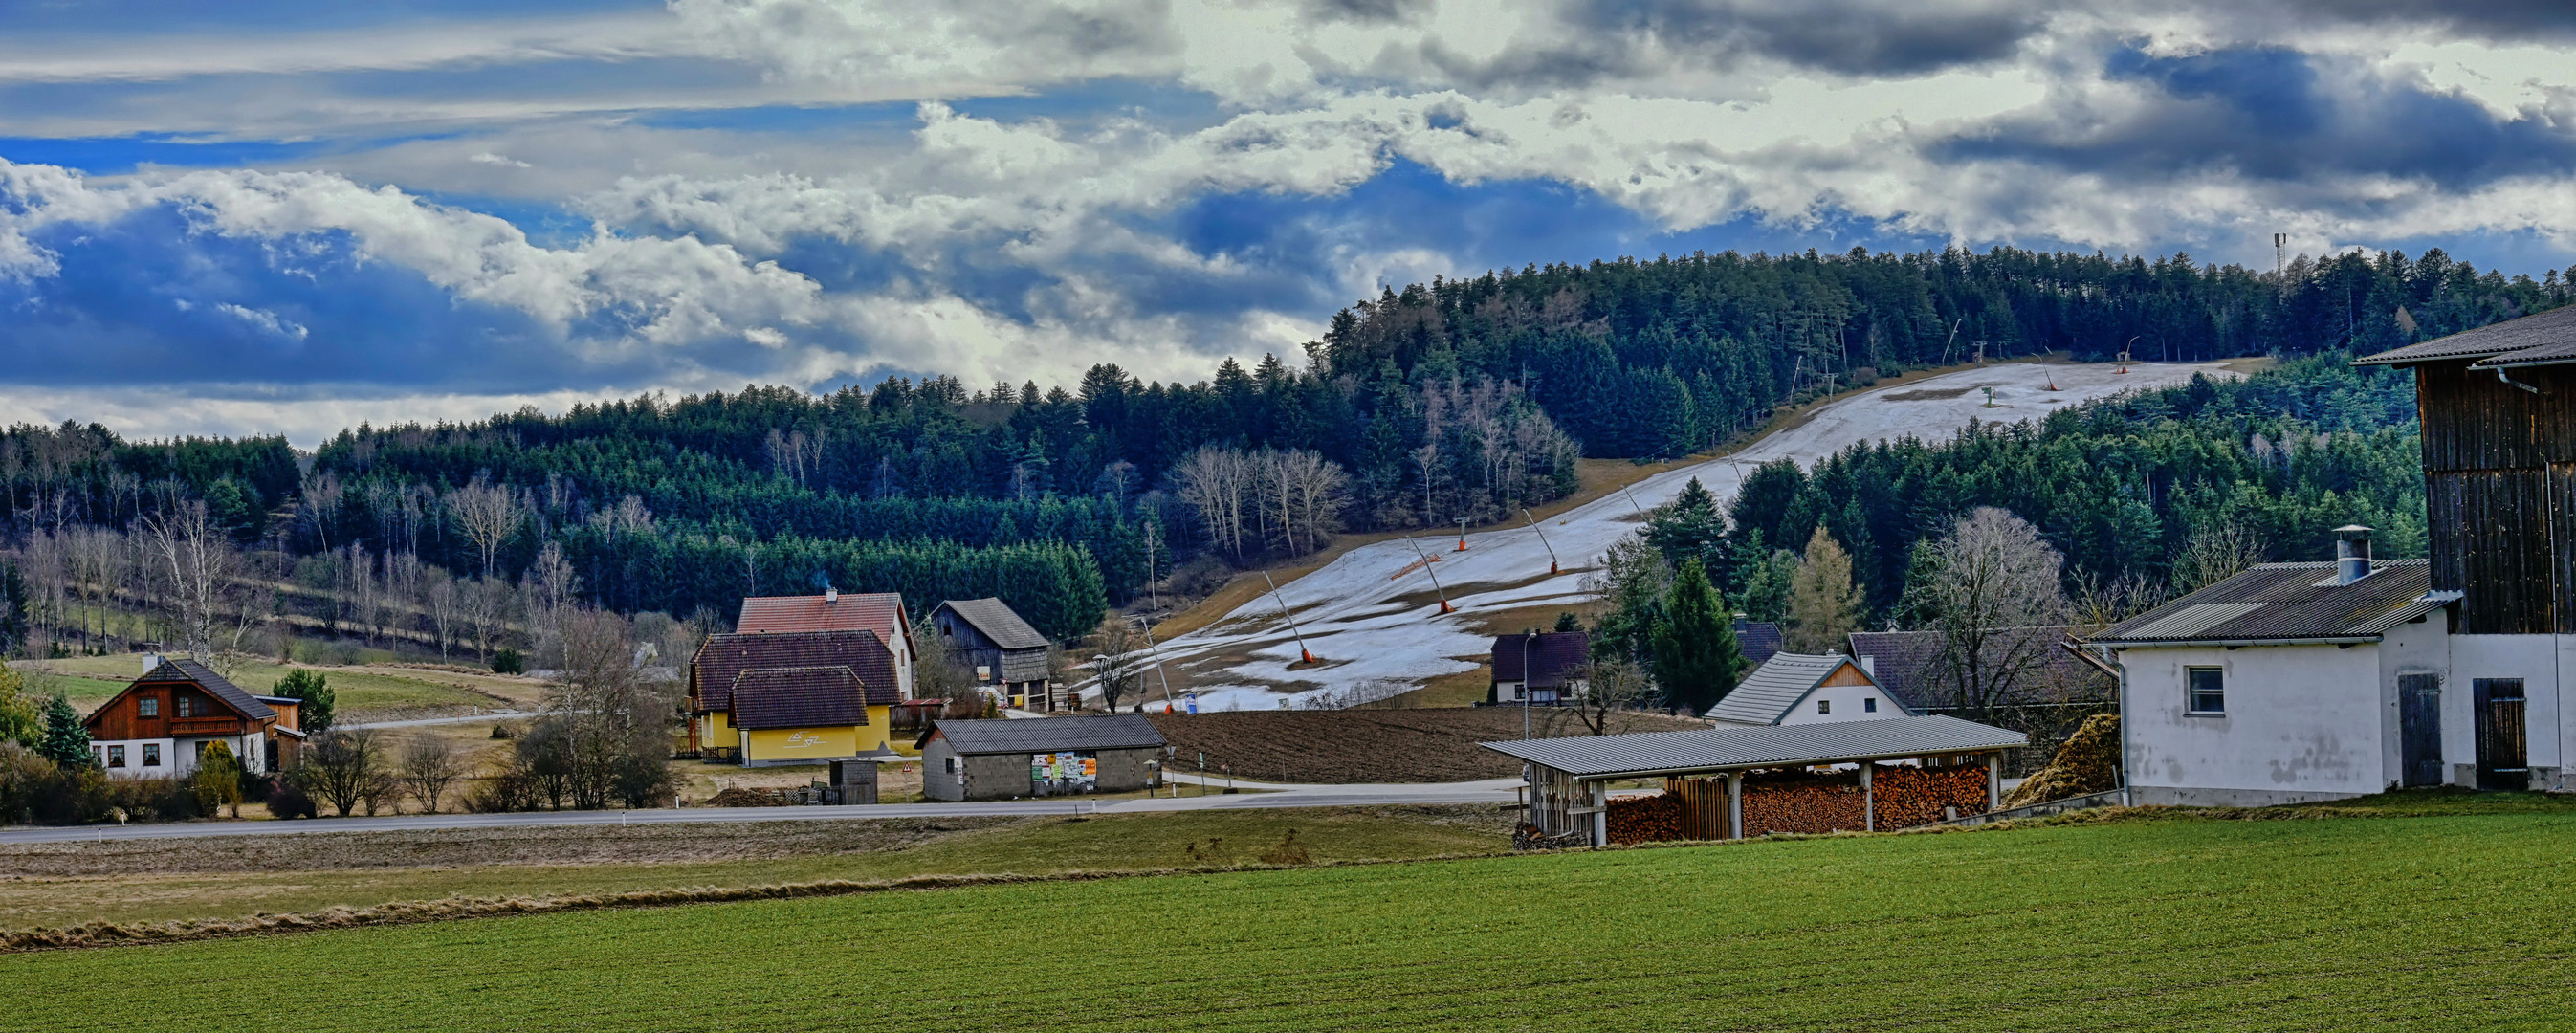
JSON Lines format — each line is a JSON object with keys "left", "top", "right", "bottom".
{"left": 266, "top": 782, "right": 319, "bottom": 820}
{"left": 492, "top": 648, "right": 525, "bottom": 675}
{"left": 464, "top": 769, "right": 539, "bottom": 813}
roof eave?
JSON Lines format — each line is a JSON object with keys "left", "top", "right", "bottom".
{"left": 1482, "top": 741, "right": 2029, "bottom": 780}
{"left": 2097, "top": 635, "right": 2382, "bottom": 648}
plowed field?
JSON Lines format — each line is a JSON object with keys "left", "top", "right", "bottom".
{"left": 1146, "top": 709, "right": 1704, "bottom": 782}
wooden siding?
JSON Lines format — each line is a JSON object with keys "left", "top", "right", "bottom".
{"left": 2416, "top": 362, "right": 2576, "bottom": 634}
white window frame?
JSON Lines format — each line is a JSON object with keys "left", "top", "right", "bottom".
{"left": 2186, "top": 666, "right": 2226, "bottom": 715}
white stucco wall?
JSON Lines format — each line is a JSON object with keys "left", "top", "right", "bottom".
{"left": 1774, "top": 683, "right": 1905, "bottom": 725}
{"left": 2118, "top": 642, "right": 2392, "bottom": 805}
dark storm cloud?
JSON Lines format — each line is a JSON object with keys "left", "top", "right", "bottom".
{"left": 2254, "top": 0, "right": 2576, "bottom": 41}
{"left": 1301, "top": 0, "right": 1431, "bottom": 25}
{"left": 1933, "top": 44, "right": 2576, "bottom": 190}
{"left": 1570, "top": 0, "right": 2053, "bottom": 77}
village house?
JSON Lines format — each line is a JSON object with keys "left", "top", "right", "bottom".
{"left": 84, "top": 656, "right": 303, "bottom": 778}
{"left": 688, "top": 628, "right": 905, "bottom": 765}
{"left": 928, "top": 598, "right": 1055, "bottom": 711}
{"left": 734, "top": 588, "right": 916, "bottom": 699}
{"left": 1489, "top": 630, "right": 1590, "bottom": 704}
{"left": 1705, "top": 652, "right": 1905, "bottom": 727}
{"left": 2096, "top": 306, "right": 2576, "bottom": 804}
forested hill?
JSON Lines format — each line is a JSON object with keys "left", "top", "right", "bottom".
{"left": 0, "top": 245, "right": 2564, "bottom": 637}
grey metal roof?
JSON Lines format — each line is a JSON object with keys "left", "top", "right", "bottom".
{"left": 1480, "top": 715, "right": 2027, "bottom": 779}
{"left": 919, "top": 714, "right": 1165, "bottom": 755}
{"left": 2092, "top": 560, "right": 2451, "bottom": 645}
{"left": 1704, "top": 652, "right": 1856, "bottom": 725}
{"left": 2354, "top": 304, "right": 2576, "bottom": 367}
{"left": 936, "top": 598, "right": 1051, "bottom": 650}
{"left": 143, "top": 659, "right": 276, "bottom": 720}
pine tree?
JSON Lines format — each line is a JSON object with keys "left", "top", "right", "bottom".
{"left": 1644, "top": 477, "right": 1728, "bottom": 572}
{"left": 37, "top": 693, "right": 92, "bottom": 769}
{"left": 1785, "top": 526, "right": 1867, "bottom": 653}
{"left": 1650, "top": 558, "right": 1746, "bottom": 714}
{"left": 275, "top": 670, "right": 336, "bottom": 735}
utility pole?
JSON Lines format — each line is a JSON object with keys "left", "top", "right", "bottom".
{"left": 1523, "top": 626, "right": 1539, "bottom": 740}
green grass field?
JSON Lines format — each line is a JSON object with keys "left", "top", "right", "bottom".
{"left": 11, "top": 656, "right": 537, "bottom": 716}
{"left": 9, "top": 800, "right": 2573, "bottom": 1030}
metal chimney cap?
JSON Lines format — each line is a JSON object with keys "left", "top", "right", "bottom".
{"left": 2332, "top": 524, "right": 2374, "bottom": 538}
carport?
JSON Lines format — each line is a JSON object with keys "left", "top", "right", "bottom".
{"left": 1482, "top": 715, "right": 2029, "bottom": 846}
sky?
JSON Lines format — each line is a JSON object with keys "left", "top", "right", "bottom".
{"left": 2, "top": 0, "right": 2574, "bottom": 445}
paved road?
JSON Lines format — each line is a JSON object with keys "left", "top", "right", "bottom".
{"left": 0, "top": 780, "right": 1522, "bottom": 846}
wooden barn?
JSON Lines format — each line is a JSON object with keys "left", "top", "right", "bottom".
{"left": 928, "top": 598, "right": 1056, "bottom": 711}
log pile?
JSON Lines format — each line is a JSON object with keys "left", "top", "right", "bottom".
{"left": 1866, "top": 763, "right": 1993, "bottom": 829}
{"left": 1603, "top": 793, "right": 1685, "bottom": 845}
{"left": 1739, "top": 772, "right": 1866, "bottom": 835}
{"left": 2000, "top": 714, "right": 2121, "bottom": 809}
{"left": 1513, "top": 824, "right": 1589, "bottom": 850}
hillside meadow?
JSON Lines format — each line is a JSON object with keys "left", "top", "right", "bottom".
{"left": 7, "top": 797, "right": 2571, "bottom": 1031}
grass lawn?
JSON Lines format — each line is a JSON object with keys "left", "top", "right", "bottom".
{"left": 0, "top": 805, "right": 1508, "bottom": 932}
{"left": 8, "top": 796, "right": 2573, "bottom": 1030}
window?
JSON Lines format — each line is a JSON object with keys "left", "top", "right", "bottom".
{"left": 107, "top": 745, "right": 126, "bottom": 768}
{"left": 2187, "top": 667, "right": 2226, "bottom": 714}
{"left": 176, "top": 693, "right": 195, "bottom": 718}
{"left": 142, "top": 743, "right": 162, "bottom": 767}
{"left": 137, "top": 696, "right": 158, "bottom": 717}
{"left": 1863, "top": 698, "right": 1878, "bottom": 714}
{"left": 944, "top": 758, "right": 958, "bottom": 774}
{"left": 1817, "top": 699, "right": 1832, "bottom": 715}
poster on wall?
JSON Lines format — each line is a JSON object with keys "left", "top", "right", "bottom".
{"left": 1031, "top": 751, "right": 1099, "bottom": 789}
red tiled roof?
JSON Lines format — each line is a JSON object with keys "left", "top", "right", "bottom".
{"left": 737, "top": 592, "right": 908, "bottom": 645}
{"left": 729, "top": 667, "right": 870, "bottom": 730}
{"left": 692, "top": 629, "right": 899, "bottom": 712}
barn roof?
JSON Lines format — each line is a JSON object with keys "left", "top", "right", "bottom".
{"left": 918, "top": 714, "right": 1165, "bottom": 755}
{"left": 935, "top": 598, "right": 1050, "bottom": 650}
{"left": 1481, "top": 715, "right": 2026, "bottom": 779}
{"left": 1704, "top": 652, "right": 1867, "bottom": 725}
{"left": 728, "top": 666, "right": 870, "bottom": 731}
{"left": 2354, "top": 305, "right": 2576, "bottom": 368}
{"left": 692, "top": 629, "right": 899, "bottom": 712}
{"left": 2090, "top": 560, "right": 2456, "bottom": 646}
{"left": 1492, "top": 631, "right": 1590, "bottom": 688}
{"left": 736, "top": 592, "right": 909, "bottom": 644}
{"left": 143, "top": 659, "right": 275, "bottom": 720}
{"left": 1846, "top": 626, "right": 2113, "bottom": 712}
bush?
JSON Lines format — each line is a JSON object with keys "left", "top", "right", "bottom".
{"left": 266, "top": 782, "right": 319, "bottom": 820}
{"left": 463, "top": 769, "right": 539, "bottom": 813}
{"left": 492, "top": 648, "right": 525, "bottom": 675}
{"left": 101, "top": 777, "right": 197, "bottom": 823}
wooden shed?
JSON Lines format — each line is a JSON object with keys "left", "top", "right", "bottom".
{"left": 915, "top": 714, "right": 1165, "bottom": 802}
{"left": 928, "top": 598, "right": 1056, "bottom": 711}
{"left": 1482, "top": 715, "right": 2027, "bottom": 846}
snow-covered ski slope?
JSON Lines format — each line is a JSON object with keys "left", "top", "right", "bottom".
{"left": 1151, "top": 361, "right": 2239, "bottom": 710}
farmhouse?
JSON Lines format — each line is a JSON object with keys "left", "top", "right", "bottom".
{"left": 689, "top": 629, "right": 904, "bottom": 764}
{"left": 1484, "top": 715, "right": 2026, "bottom": 846}
{"left": 1705, "top": 652, "right": 1904, "bottom": 726}
{"left": 84, "top": 657, "right": 302, "bottom": 777}
{"left": 735, "top": 588, "right": 917, "bottom": 700}
{"left": 1489, "top": 630, "right": 1589, "bottom": 704}
{"left": 916, "top": 714, "right": 1165, "bottom": 801}
{"left": 2094, "top": 307, "right": 2576, "bottom": 805}
{"left": 928, "top": 598, "right": 1056, "bottom": 711}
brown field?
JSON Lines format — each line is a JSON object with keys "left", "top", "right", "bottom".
{"left": 1147, "top": 709, "right": 1706, "bottom": 783}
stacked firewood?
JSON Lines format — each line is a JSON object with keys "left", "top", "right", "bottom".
{"left": 1740, "top": 773, "right": 1868, "bottom": 835}
{"left": 1866, "top": 763, "right": 1993, "bottom": 828}
{"left": 1604, "top": 793, "right": 1685, "bottom": 845}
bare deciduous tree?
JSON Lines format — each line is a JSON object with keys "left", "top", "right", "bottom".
{"left": 2173, "top": 520, "right": 2266, "bottom": 594}
{"left": 137, "top": 500, "right": 234, "bottom": 664}
{"left": 1088, "top": 616, "right": 1149, "bottom": 712}
{"left": 298, "top": 729, "right": 388, "bottom": 818}
{"left": 542, "top": 608, "right": 678, "bottom": 809}
{"left": 448, "top": 473, "right": 523, "bottom": 577}
{"left": 398, "top": 735, "right": 467, "bottom": 814}
{"left": 1571, "top": 656, "right": 1656, "bottom": 736}
{"left": 1904, "top": 507, "right": 2073, "bottom": 720}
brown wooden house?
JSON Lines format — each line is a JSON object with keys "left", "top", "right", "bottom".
{"left": 928, "top": 598, "right": 1056, "bottom": 711}
{"left": 84, "top": 657, "right": 303, "bottom": 778}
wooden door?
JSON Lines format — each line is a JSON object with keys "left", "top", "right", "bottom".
{"left": 2398, "top": 673, "right": 2443, "bottom": 787}
{"left": 2473, "top": 678, "right": 2529, "bottom": 791}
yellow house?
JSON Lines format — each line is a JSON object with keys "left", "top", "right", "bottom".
{"left": 691, "top": 628, "right": 904, "bottom": 765}
{"left": 728, "top": 666, "right": 873, "bottom": 764}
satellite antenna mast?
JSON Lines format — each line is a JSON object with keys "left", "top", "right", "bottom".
{"left": 1524, "top": 508, "right": 1561, "bottom": 575}
{"left": 1260, "top": 571, "right": 1318, "bottom": 664}
{"left": 1402, "top": 536, "right": 1456, "bottom": 615}
{"left": 2274, "top": 233, "right": 2288, "bottom": 276}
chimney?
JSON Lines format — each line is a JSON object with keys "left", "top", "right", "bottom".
{"left": 2334, "top": 525, "right": 2373, "bottom": 585}
{"left": 826, "top": 586, "right": 839, "bottom": 604}
{"left": 141, "top": 652, "right": 160, "bottom": 675}
{"left": 1859, "top": 655, "right": 1876, "bottom": 678}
